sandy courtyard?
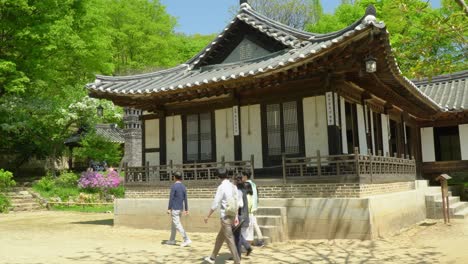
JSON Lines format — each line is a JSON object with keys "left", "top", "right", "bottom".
{"left": 0, "top": 211, "right": 467, "bottom": 264}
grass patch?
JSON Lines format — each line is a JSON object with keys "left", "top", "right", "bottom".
{"left": 50, "top": 204, "right": 114, "bottom": 213}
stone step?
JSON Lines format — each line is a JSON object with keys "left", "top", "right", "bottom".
{"left": 449, "top": 202, "right": 468, "bottom": 215}
{"left": 256, "top": 207, "right": 285, "bottom": 216}
{"left": 434, "top": 196, "right": 460, "bottom": 204}
{"left": 256, "top": 215, "right": 282, "bottom": 226}
{"left": 11, "top": 198, "right": 38, "bottom": 205}
{"left": 11, "top": 203, "right": 43, "bottom": 212}
{"left": 453, "top": 207, "right": 468, "bottom": 219}
{"left": 425, "top": 192, "right": 453, "bottom": 202}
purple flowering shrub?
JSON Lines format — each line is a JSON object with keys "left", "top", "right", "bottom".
{"left": 78, "top": 170, "right": 120, "bottom": 190}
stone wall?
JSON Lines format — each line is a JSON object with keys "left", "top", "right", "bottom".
{"left": 114, "top": 181, "right": 430, "bottom": 240}
{"left": 124, "top": 181, "right": 415, "bottom": 199}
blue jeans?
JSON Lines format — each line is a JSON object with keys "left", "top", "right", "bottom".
{"left": 234, "top": 226, "right": 251, "bottom": 259}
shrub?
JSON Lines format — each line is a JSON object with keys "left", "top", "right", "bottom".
{"left": 108, "top": 185, "right": 125, "bottom": 198}
{"left": 0, "top": 169, "right": 16, "bottom": 192}
{"left": 0, "top": 193, "right": 11, "bottom": 213}
{"left": 78, "top": 171, "right": 120, "bottom": 190}
{"left": 56, "top": 171, "right": 79, "bottom": 188}
{"left": 35, "top": 175, "right": 56, "bottom": 192}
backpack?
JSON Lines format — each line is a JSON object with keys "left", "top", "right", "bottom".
{"left": 225, "top": 185, "right": 238, "bottom": 217}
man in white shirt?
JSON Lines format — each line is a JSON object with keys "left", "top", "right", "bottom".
{"left": 203, "top": 168, "right": 241, "bottom": 264}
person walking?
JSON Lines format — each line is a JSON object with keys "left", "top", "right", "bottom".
{"left": 166, "top": 171, "right": 192, "bottom": 247}
{"left": 203, "top": 168, "right": 242, "bottom": 264}
{"left": 234, "top": 174, "right": 253, "bottom": 259}
{"left": 242, "top": 171, "right": 265, "bottom": 247}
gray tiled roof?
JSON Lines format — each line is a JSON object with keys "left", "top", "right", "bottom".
{"left": 86, "top": 4, "right": 441, "bottom": 113}
{"left": 87, "top": 4, "right": 384, "bottom": 96}
{"left": 414, "top": 71, "right": 468, "bottom": 111}
{"left": 64, "top": 124, "right": 124, "bottom": 146}
{"left": 95, "top": 124, "right": 124, "bottom": 143}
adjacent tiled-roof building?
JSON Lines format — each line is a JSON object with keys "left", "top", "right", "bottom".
{"left": 414, "top": 70, "right": 468, "bottom": 112}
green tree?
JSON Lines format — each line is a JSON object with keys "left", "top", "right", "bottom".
{"left": 104, "top": 0, "right": 177, "bottom": 74}
{"left": 306, "top": 0, "right": 467, "bottom": 78}
{"left": 73, "top": 132, "right": 123, "bottom": 166}
{"left": 231, "top": 0, "right": 323, "bottom": 30}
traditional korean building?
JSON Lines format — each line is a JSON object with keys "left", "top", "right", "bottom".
{"left": 86, "top": 1, "right": 468, "bottom": 240}
{"left": 414, "top": 70, "right": 468, "bottom": 180}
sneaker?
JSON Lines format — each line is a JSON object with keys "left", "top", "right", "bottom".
{"left": 164, "top": 240, "right": 176, "bottom": 245}
{"left": 180, "top": 239, "right": 192, "bottom": 247}
{"left": 203, "top": 256, "right": 215, "bottom": 264}
{"left": 246, "top": 247, "right": 253, "bottom": 256}
{"left": 256, "top": 240, "right": 265, "bottom": 247}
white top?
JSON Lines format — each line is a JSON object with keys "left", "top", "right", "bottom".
{"left": 211, "top": 179, "right": 243, "bottom": 218}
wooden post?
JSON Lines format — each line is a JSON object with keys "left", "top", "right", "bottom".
{"left": 250, "top": 154, "right": 255, "bottom": 180}
{"left": 146, "top": 161, "right": 150, "bottom": 182}
{"left": 221, "top": 155, "right": 225, "bottom": 168}
{"left": 194, "top": 160, "right": 198, "bottom": 181}
{"left": 354, "top": 147, "right": 360, "bottom": 179}
{"left": 282, "top": 153, "right": 287, "bottom": 185}
{"left": 370, "top": 153, "right": 373, "bottom": 183}
{"left": 317, "top": 150, "right": 322, "bottom": 177}
{"left": 123, "top": 162, "right": 128, "bottom": 184}
{"left": 169, "top": 160, "right": 173, "bottom": 180}
{"left": 299, "top": 158, "right": 304, "bottom": 177}
{"left": 436, "top": 174, "right": 452, "bottom": 224}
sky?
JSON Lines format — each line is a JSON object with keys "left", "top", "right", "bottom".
{"left": 160, "top": 0, "right": 441, "bottom": 35}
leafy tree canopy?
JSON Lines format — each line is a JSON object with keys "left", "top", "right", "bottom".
{"left": 230, "top": 0, "right": 323, "bottom": 30}
{"left": 306, "top": 0, "right": 467, "bottom": 78}
{"left": 0, "top": 0, "right": 212, "bottom": 172}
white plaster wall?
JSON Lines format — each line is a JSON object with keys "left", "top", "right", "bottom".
{"left": 459, "top": 124, "right": 468, "bottom": 160}
{"left": 356, "top": 104, "right": 368, "bottom": 155}
{"left": 215, "top": 108, "right": 234, "bottom": 162}
{"left": 420, "top": 127, "right": 436, "bottom": 162}
{"left": 241, "top": 104, "right": 263, "bottom": 168}
{"left": 303, "top": 96, "right": 329, "bottom": 157}
{"left": 166, "top": 115, "right": 183, "bottom": 164}
{"left": 144, "top": 119, "right": 159, "bottom": 149}
{"left": 340, "top": 98, "right": 348, "bottom": 154}
{"left": 381, "top": 114, "right": 390, "bottom": 156}
{"left": 145, "top": 152, "right": 160, "bottom": 166}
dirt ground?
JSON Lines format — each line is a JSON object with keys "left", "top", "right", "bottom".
{"left": 0, "top": 211, "right": 467, "bottom": 264}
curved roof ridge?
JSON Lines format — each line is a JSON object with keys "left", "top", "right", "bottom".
{"left": 198, "top": 49, "right": 290, "bottom": 71}
{"left": 412, "top": 70, "right": 468, "bottom": 86}
{"left": 94, "top": 64, "right": 189, "bottom": 82}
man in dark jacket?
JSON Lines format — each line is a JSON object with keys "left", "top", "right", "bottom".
{"left": 166, "top": 171, "right": 191, "bottom": 247}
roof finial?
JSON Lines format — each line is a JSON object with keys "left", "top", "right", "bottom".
{"left": 365, "top": 4, "right": 377, "bottom": 16}
{"left": 363, "top": 4, "right": 377, "bottom": 24}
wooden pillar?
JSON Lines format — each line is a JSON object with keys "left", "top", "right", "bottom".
{"left": 160, "top": 112, "right": 167, "bottom": 165}
{"left": 326, "top": 92, "right": 341, "bottom": 155}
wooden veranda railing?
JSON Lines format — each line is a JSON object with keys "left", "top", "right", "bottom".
{"left": 282, "top": 148, "right": 416, "bottom": 184}
{"left": 124, "top": 155, "right": 254, "bottom": 184}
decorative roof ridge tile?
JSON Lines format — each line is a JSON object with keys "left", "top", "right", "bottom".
{"left": 198, "top": 49, "right": 290, "bottom": 72}
{"left": 94, "top": 64, "right": 189, "bottom": 82}
{"left": 412, "top": 70, "right": 468, "bottom": 86}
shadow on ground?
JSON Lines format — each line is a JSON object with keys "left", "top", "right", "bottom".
{"left": 62, "top": 240, "right": 445, "bottom": 264}
{"left": 71, "top": 219, "right": 113, "bottom": 226}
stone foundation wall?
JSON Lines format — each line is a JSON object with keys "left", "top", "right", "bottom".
{"left": 124, "top": 181, "right": 415, "bottom": 199}
{"left": 114, "top": 181, "right": 429, "bottom": 240}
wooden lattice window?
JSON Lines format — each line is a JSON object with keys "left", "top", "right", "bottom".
{"left": 262, "top": 100, "right": 304, "bottom": 166}
{"left": 183, "top": 112, "right": 215, "bottom": 162}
